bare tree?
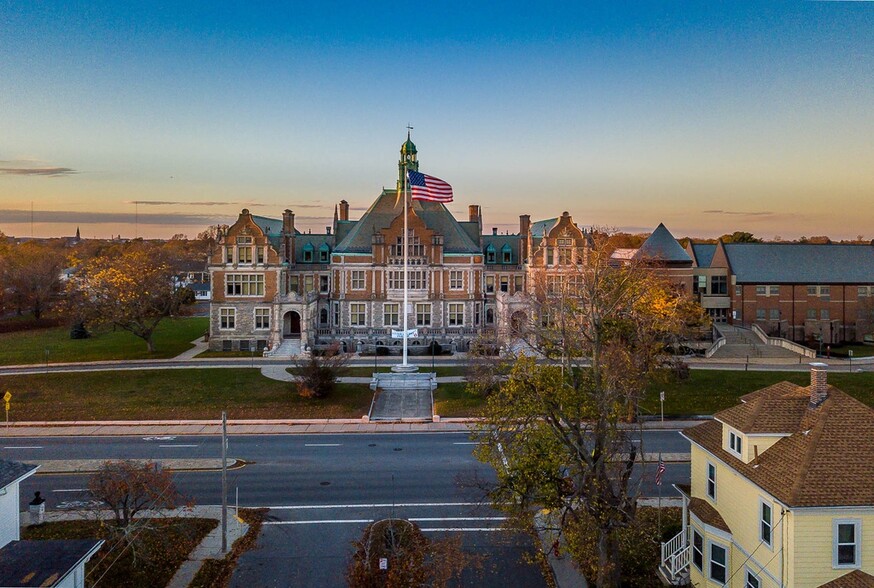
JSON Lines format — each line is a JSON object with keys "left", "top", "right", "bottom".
{"left": 474, "top": 235, "right": 705, "bottom": 587}
{"left": 1, "top": 241, "right": 66, "bottom": 318}
{"left": 88, "top": 460, "right": 181, "bottom": 528}
{"left": 291, "top": 342, "right": 349, "bottom": 398}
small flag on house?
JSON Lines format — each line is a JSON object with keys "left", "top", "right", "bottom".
{"left": 407, "top": 170, "right": 453, "bottom": 202}
{"left": 655, "top": 455, "right": 666, "bottom": 486}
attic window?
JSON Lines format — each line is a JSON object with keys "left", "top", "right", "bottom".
{"left": 728, "top": 431, "right": 743, "bottom": 457}
{"left": 485, "top": 244, "right": 496, "bottom": 264}
{"left": 319, "top": 244, "right": 330, "bottom": 263}
{"left": 302, "top": 243, "right": 314, "bottom": 263}
{"left": 502, "top": 244, "right": 513, "bottom": 264}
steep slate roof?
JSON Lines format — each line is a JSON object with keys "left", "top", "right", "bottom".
{"left": 0, "top": 459, "right": 38, "bottom": 489}
{"left": 334, "top": 189, "right": 480, "bottom": 254}
{"left": 685, "top": 382, "right": 874, "bottom": 507}
{"left": 294, "top": 234, "right": 333, "bottom": 263}
{"left": 0, "top": 540, "right": 103, "bottom": 587}
{"left": 691, "top": 243, "right": 717, "bottom": 268}
{"left": 458, "top": 221, "right": 481, "bottom": 246}
{"left": 333, "top": 220, "right": 357, "bottom": 245}
{"left": 482, "top": 234, "right": 521, "bottom": 264}
{"left": 721, "top": 243, "right": 874, "bottom": 283}
{"left": 252, "top": 215, "right": 297, "bottom": 237}
{"left": 634, "top": 223, "right": 691, "bottom": 264}
{"left": 529, "top": 218, "right": 558, "bottom": 238}
{"left": 819, "top": 570, "right": 874, "bottom": 588}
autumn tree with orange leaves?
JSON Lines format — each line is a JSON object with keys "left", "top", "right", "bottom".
{"left": 69, "top": 243, "right": 194, "bottom": 352}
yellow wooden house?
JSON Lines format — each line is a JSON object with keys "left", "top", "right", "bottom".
{"left": 660, "top": 363, "right": 874, "bottom": 587}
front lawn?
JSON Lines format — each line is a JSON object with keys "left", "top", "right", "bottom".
{"left": 434, "top": 382, "right": 484, "bottom": 417}
{"left": 22, "top": 517, "right": 217, "bottom": 588}
{"left": 1, "top": 368, "right": 373, "bottom": 421}
{"left": 0, "top": 317, "right": 208, "bottom": 365}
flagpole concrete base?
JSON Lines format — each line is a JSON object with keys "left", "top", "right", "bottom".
{"left": 391, "top": 364, "right": 419, "bottom": 373}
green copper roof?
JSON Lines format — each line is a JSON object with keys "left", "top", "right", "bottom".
{"left": 401, "top": 132, "right": 417, "bottom": 155}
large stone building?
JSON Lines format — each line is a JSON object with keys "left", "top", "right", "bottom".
{"left": 207, "top": 137, "right": 591, "bottom": 354}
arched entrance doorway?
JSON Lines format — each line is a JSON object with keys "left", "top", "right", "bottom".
{"left": 283, "top": 311, "right": 301, "bottom": 339}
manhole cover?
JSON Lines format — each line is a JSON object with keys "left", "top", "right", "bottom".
{"left": 320, "top": 481, "right": 331, "bottom": 486}
{"left": 393, "top": 448, "right": 403, "bottom": 452}
{"left": 368, "top": 443, "right": 376, "bottom": 447}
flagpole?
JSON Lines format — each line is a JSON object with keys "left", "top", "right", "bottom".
{"left": 402, "top": 160, "right": 409, "bottom": 368}
{"left": 657, "top": 451, "right": 662, "bottom": 536}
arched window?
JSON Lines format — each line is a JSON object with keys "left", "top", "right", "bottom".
{"left": 486, "top": 308, "right": 495, "bottom": 324}
{"left": 320, "top": 308, "right": 328, "bottom": 325}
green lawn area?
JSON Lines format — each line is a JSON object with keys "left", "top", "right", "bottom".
{"left": 642, "top": 370, "right": 874, "bottom": 417}
{"left": 1, "top": 368, "right": 373, "bottom": 421}
{"left": 823, "top": 343, "right": 874, "bottom": 358}
{"left": 0, "top": 317, "right": 208, "bottom": 366}
{"left": 22, "top": 518, "right": 217, "bottom": 588}
{"left": 434, "top": 382, "right": 483, "bottom": 417}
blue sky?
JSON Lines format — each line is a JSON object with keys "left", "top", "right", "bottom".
{"left": 1, "top": 1, "right": 873, "bottom": 239}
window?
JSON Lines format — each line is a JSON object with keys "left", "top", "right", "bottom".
{"left": 389, "top": 270, "right": 426, "bottom": 290}
{"left": 760, "top": 501, "right": 773, "bottom": 547}
{"left": 834, "top": 520, "right": 861, "bottom": 568}
{"left": 304, "top": 275, "right": 314, "bottom": 292}
{"left": 393, "top": 231, "right": 423, "bottom": 257}
{"left": 514, "top": 275, "right": 523, "bottom": 292}
{"left": 746, "top": 570, "right": 761, "bottom": 588}
{"left": 808, "top": 285, "right": 818, "bottom": 296}
{"left": 320, "top": 275, "right": 329, "bottom": 293}
{"left": 319, "top": 247, "right": 329, "bottom": 263}
{"left": 449, "top": 270, "right": 464, "bottom": 290}
{"left": 257, "top": 247, "right": 264, "bottom": 264}
{"left": 220, "top": 308, "right": 235, "bottom": 330}
{"left": 333, "top": 302, "right": 340, "bottom": 326}
{"left": 502, "top": 246, "right": 512, "bottom": 264}
{"left": 692, "top": 530, "right": 704, "bottom": 571}
{"left": 225, "top": 247, "right": 233, "bottom": 264}
{"left": 756, "top": 309, "right": 766, "bottom": 320}
{"left": 756, "top": 285, "right": 767, "bottom": 296}
{"left": 448, "top": 303, "right": 464, "bottom": 326}
{"left": 694, "top": 275, "right": 707, "bottom": 294}
{"left": 416, "top": 303, "right": 431, "bottom": 326}
{"left": 303, "top": 248, "right": 313, "bottom": 262}
{"left": 821, "top": 286, "right": 831, "bottom": 300}
{"left": 350, "top": 303, "right": 366, "bottom": 326}
{"left": 486, "top": 246, "right": 496, "bottom": 264}
{"left": 319, "top": 308, "right": 328, "bottom": 325}
{"left": 485, "top": 275, "right": 495, "bottom": 294}
{"left": 711, "top": 275, "right": 727, "bottom": 295}
{"left": 289, "top": 275, "right": 299, "bottom": 293}
{"left": 226, "top": 274, "right": 264, "bottom": 296}
{"left": 236, "top": 236, "right": 252, "bottom": 244}
{"left": 859, "top": 286, "right": 870, "bottom": 298}
{"left": 254, "top": 308, "right": 270, "bottom": 330}
{"left": 500, "top": 276, "right": 509, "bottom": 292}
{"left": 383, "top": 303, "right": 399, "bottom": 327}
{"left": 707, "top": 463, "right": 716, "bottom": 500}
{"left": 486, "top": 307, "right": 495, "bottom": 324}
{"left": 807, "top": 309, "right": 817, "bottom": 320}
{"left": 474, "top": 302, "right": 481, "bottom": 325}
{"left": 240, "top": 339, "right": 250, "bottom": 352}
{"left": 769, "top": 285, "right": 779, "bottom": 295}
{"left": 821, "top": 309, "right": 830, "bottom": 320}
{"left": 351, "top": 271, "right": 365, "bottom": 290}
{"left": 709, "top": 543, "right": 727, "bottom": 583}
{"left": 238, "top": 246, "right": 253, "bottom": 264}
{"left": 770, "top": 309, "right": 780, "bottom": 320}
{"left": 729, "top": 431, "right": 742, "bottom": 456}
{"left": 222, "top": 339, "right": 232, "bottom": 351}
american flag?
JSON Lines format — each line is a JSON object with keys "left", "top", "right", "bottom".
{"left": 655, "top": 456, "right": 666, "bottom": 486}
{"left": 407, "top": 170, "right": 453, "bottom": 203}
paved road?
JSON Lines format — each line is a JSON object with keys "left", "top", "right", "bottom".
{"left": 7, "top": 431, "right": 689, "bottom": 586}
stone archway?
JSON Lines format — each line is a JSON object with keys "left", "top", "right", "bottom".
{"left": 283, "top": 311, "right": 301, "bottom": 338}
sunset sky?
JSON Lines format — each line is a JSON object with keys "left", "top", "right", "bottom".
{"left": 1, "top": 1, "right": 873, "bottom": 240}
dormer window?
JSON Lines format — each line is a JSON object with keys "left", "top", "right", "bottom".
{"left": 728, "top": 430, "right": 743, "bottom": 457}
{"left": 486, "top": 244, "right": 496, "bottom": 264}
{"left": 319, "top": 244, "right": 330, "bottom": 263}
{"left": 302, "top": 243, "right": 314, "bottom": 263}
{"left": 502, "top": 244, "right": 512, "bottom": 264}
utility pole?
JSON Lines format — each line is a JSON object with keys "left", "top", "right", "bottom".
{"left": 221, "top": 411, "right": 228, "bottom": 553}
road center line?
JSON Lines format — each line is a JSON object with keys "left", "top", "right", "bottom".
{"left": 3, "top": 446, "right": 43, "bottom": 449}
{"left": 263, "top": 502, "right": 485, "bottom": 510}
{"left": 159, "top": 444, "right": 199, "bottom": 448}
{"left": 421, "top": 528, "right": 506, "bottom": 532}
{"left": 263, "top": 519, "right": 373, "bottom": 525}
{"left": 304, "top": 443, "right": 342, "bottom": 447}
{"left": 452, "top": 442, "right": 479, "bottom": 445}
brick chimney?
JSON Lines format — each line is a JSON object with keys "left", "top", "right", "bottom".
{"left": 520, "top": 214, "right": 531, "bottom": 260}
{"left": 468, "top": 205, "right": 480, "bottom": 223}
{"left": 282, "top": 209, "right": 295, "bottom": 234}
{"left": 339, "top": 200, "right": 349, "bottom": 221}
{"left": 809, "top": 362, "right": 829, "bottom": 408}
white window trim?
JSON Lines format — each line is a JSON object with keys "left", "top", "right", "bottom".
{"left": 219, "top": 308, "right": 236, "bottom": 331}
{"left": 833, "top": 519, "right": 862, "bottom": 569}
{"left": 691, "top": 528, "right": 704, "bottom": 572}
{"left": 254, "top": 307, "right": 271, "bottom": 330}
{"left": 745, "top": 568, "right": 761, "bottom": 588}
{"left": 759, "top": 499, "right": 773, "bottom": 549}
{"left": 350, "top": 270, "right": 366, "bottom": 290}
{"left": 349, "top": 303, "right": 367, "bottom": 326}
{"left": 708, "top": 539, "right": 729, "bottom": 584}
{"left": 707, "top": 461, "right": 717, "bottom": 501}
{"left": 728, "top": 430, "right": 743, "bottom": 458}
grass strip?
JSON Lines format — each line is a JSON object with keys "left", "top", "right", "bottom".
{"left": 188, "top": 509, "right": 267, "bottom": 588}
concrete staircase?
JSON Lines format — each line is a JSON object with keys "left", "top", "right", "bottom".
{"left": 711, "top": 325, "right": 802, "bottom": 359}
{"left": 265, "top": 338, "right": 301, "bottom": 359}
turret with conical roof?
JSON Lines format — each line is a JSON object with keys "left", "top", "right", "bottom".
{"left": 397, "top": 130, "right": 419, "bottom": 190}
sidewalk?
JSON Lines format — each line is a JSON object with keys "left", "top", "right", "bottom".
{"left": 0, "top": 418, "right": 706, "bottom": 437}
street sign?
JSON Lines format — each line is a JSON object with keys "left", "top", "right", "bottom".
{"left": 3, "top": 391, "right": 10, "bottom": 402}
{"left": 659, "top": 391, "right": 665, "bottom": 402}
{"left": 849, "top": 350, "right": 854, "bottom": 357}
{"left": 378, "top": 558, "right": 388, "bottom": 570}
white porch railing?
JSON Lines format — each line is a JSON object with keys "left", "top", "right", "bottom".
{"left": 660, "top": 529, "right": 690, "bottom": 583}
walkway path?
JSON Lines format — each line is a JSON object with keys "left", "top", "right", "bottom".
{"left": 710, "top": 325, "right": 803, "bottom": 360}
{"left": 172, "top": 337, "right": 210, "bottom": 360}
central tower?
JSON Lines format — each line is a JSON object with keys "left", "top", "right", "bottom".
{"left": 397, "top": 130, "right": 418, "bottom": 191}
